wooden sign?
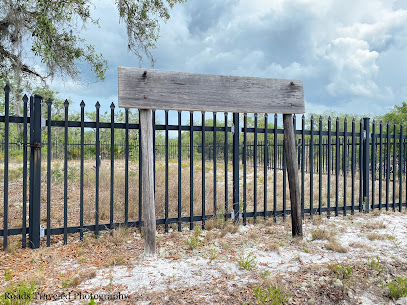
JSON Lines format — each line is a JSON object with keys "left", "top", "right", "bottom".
{"left": 118, "top": 67, "right": 305, "bottom": 114}
{"left": 118, "top": 67, "right": 304, "bottom": 257}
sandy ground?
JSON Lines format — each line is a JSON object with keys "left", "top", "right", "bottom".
{"left": 1, "top": 211, "right": 407, "bottom": 305}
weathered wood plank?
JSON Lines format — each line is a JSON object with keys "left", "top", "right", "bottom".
{"left": 283, "top": 114, "right": 303, "bottom": 237}
{"left": 118, "top": 67, "right": 305, "bottom": 114}
{"left": 140, "top": 109, "right": 156, "bottom": 257}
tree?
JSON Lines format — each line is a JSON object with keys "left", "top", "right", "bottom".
{"left": 305, "top": 111, "right": 368, "bottom": 133}
{"left": 1, "top": 0, "right": 184, "bottom": 137}
{"left": 380, "top": 102, "right": 407, "bottom": 133}
{"left": 0, "top": 0, "right": 185, "bottom": 82}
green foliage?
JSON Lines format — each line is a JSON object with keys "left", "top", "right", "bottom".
{"left": 237, "top": 253, "right": 257, "bottom": 271}
{"left": 328, "top": 263, "right": 353, "bottom": 279}
{"left": 385, "top": 276, "right": 407, "bottom": 300}
{"left": 380, "top": 102, "right": 407, "bottom": 133}
{"left": 4, "top": 269, "right": 12, "bottom": 281}
{"left": 216, "top": 213, "right": 226, "bottom": 228}
{"left": 0, "top": 281, "right": 36, "bottom": 305}
{"left": 184, "top": 227, "right": 202, "bottom": 250}
{"left": 8, "top": 168, "right": 23, "bottom": 181}
{"left": 260, "top": 269, "right": 271, "bottom": 280}
{"left": 252, "top": 284, "right": 290, "bottom": 305}
{"left": 193, "top": 225, "right": 201, "bottom": 237}
{"left": 306, "top": 111, "right": 368, "bottom": 132}
{"left": 88, "top": 298, "right": 100, "bottom": 305}
{"left": 0, "top": 0, "right": 185, "bottom": 82}
{"left": 184, "top": 235, "right": 200, "bottom": 250}
{"left": 51, "top": 166, "right": 64, "bottom": 184}
{"left": 367, "top": 257, "right": 383, "bottom": 272}
{"left": 207, "top": 246, "right": 218, "bottom": 262}
{"left": 67, "top": 166, "right": 79, "bottom": 183}
{"left": 61, "top": 278, "right": 71, "bottom": 289}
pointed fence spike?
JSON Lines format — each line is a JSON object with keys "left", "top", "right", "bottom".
{"left": 110, "top": 102, "right": 115, "bottom": 109}
{"left": 46, "top": 98, "right": 52, "bottom": 106}
{"left": 80, "top": 100, "right": 85, "bottom": 108}
{"left": 4, "top": 84, "right": 10, "bottom": 92}
{"left": 95, "top": 101, "right": 101, "bottom": 108}
{"left": 64, "top": 99, "right": 69, "bottom": 107}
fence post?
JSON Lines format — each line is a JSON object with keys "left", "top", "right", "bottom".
{"left": 29, "top": 94, "right": 42, "bottom": 249}
{"left": 283, "top": 114, "right": 302, "bottom": 237}
{"left": 139, "top": 109, "right": 156, "bottom": 257}
{"left": 232, "top": 112, "right": 240, "bottom": 222}
{"left": 363, "top": 117, "right": 370, "bottom": 212}
{"left": 3, "top": 85, "right": 10, "bottom": 250}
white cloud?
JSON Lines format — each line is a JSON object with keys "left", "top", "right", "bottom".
{"left": 46, "top": 0, "right": 407, "bottom": 116}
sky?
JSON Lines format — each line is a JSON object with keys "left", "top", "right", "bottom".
{"left": 49, "top": 0, "right": 407, "bottom": 121}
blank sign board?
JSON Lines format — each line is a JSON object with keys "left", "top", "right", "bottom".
{"left": 118, "top": 67, "right": 305, "bottom": 114}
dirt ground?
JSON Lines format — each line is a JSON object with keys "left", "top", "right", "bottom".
{"left": 1, "top": 210, "right": 407, "bottom": 305}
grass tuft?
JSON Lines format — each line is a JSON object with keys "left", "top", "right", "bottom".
{"left": 385, "top": 276, "right": 407, "bottom": 300}
{"left": 252, "top": 284, "right": 290, "bottom": 305}
{"left": 237, "top": 253, "right": 257, "bottom": 271}
{"left": 363, "top": 221, "right": 386, "bottom": 230}
{"left": 325, "top": 239, "right": 348, "bottom": 253}
{"left": 311, "top": 227, "right": 331, "bottom": 241}
{"left": 366, "top": 233, "right": 387, "bottom": 241}
{"left": 328, "top": 263, "right": 352, "bottom": 279}
{"left": 220, "top": 222, "right": 239, "bottom": 237}
{"left": 0, "top": 281, "right": 36, "bottom": 305}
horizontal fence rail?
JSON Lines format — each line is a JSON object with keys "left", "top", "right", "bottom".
{"left": 1, "top": 86, "right": 407, "bottom": 249}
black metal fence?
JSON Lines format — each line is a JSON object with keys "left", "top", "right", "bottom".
{"left": 1, "top": 139, "right": 399, "bottom": 175}
{"left": 1, "top": 85, "right": 406, "bottom": 250}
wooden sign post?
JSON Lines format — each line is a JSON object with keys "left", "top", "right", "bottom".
{"left": 118, "top": 67, "right": 305, "bottom": 255}
{"left": 139, "top": 109, "right": 156, "bottom": 256}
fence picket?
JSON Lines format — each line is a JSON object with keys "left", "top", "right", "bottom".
{"left": 2, "top": 84, "right": 407, "bottom": 249}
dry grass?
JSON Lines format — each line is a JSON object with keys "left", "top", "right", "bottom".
{"left": 268, "top": 242, "right": 280, "bottom": 254}
{"left": 325, "top": 239, "right": 348, "bottom": 253}
{"left": 220, "top": 221, "right": 239, "bottom": 237}
{"left": 363, "top": 221, "right": 386, "bottom": 230}
{"left": 204, "top": 217, "right": 219, "bottom": 231}
{"left": 0, "top": 156, "right": 406, "bottom": 248}
{"left": 367, "top": 233, "right": 387, "bottom": 241}
{"left": 311, "top": 227, "right": 332, "bottom": 241}
{"left": 62, "top": 270, "right": 97, "bottom": 288}
{"left": 107, "top": 225, "right": 132, "bottom": 246}
{"left": 205, "top": 231, "right": 219, "bottom": 241}
{"left": 349, "top": 241, "right": 371, "bottom": 250}
{"left": 108, "top": 254, "right": 130, "bottom": 267}
{"left": 23, "top": 269, "right": 47, "bottom": 286}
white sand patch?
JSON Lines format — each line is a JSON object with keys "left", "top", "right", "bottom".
{"left": 42, "top": 212, "right": 407, "bottom": 304}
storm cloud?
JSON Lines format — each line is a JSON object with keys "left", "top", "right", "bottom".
{"left": 51, "top": 0, "right": 407, "bottom": 116}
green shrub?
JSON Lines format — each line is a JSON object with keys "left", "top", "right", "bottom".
{"left": 0, "top": 281, "right": 36, "bottom": 305}
{"left": 51, "top": 167, "right": 63, "bottom": 183}
{"left": 8, "top": 168, "right": 23, "bottom": 181}
{"left": 328, "top": 263, "right": 352, "bottom": 279}
{"left": 253, "top": 284, "right": 289, "bottom": 305}
{"left": 4, "top": 269, "right": 12, "bottom": 281}
{"left": 237, "top": 253, "right": 257, "bottom": 271}
{"left": 386, "top": 276, "right": 407, "bottom": 300}
{"left": 367, "top": 257, "right": 383, "bottom": 272}
{"left": 184, "top": 228, "right": 201, "bottom": 250}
